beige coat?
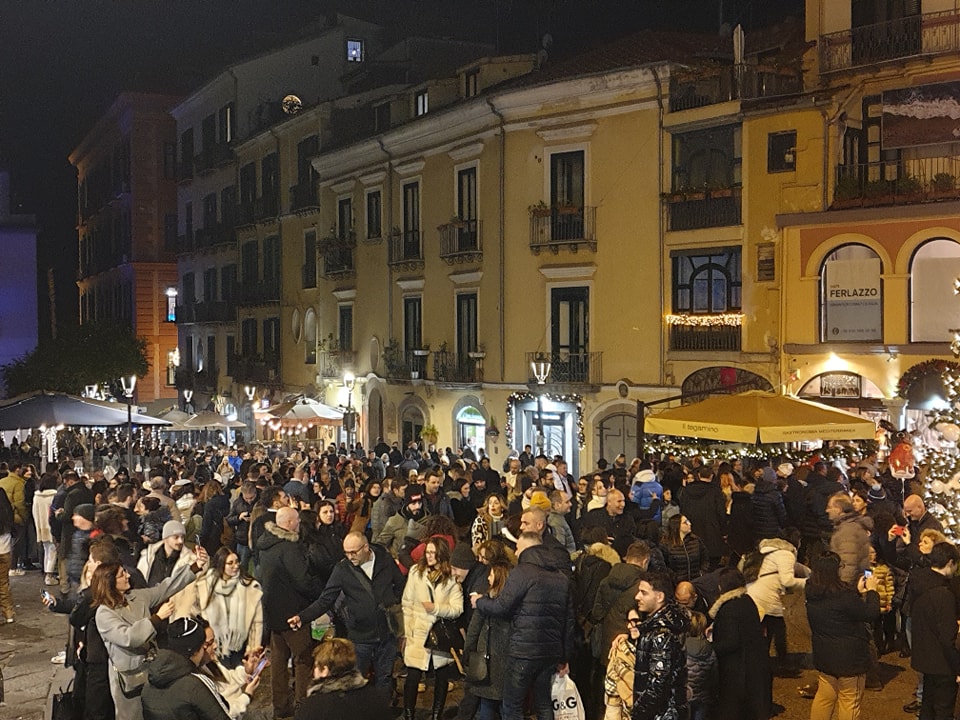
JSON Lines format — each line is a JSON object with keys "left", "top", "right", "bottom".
{"left": 401, "top": 568, "right": 463, "bottom": 671}
{"left": 175, "top": 570, "right": 264, "bottom": 654}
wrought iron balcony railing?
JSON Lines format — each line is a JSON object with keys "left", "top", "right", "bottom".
{"left": 524, "top": 351, "right": 602, "bottom": 385}
{"left": 438, "top": 220, "right": 483, "bottom": 263}
{"left": 669, "top": 65, "right": 802, "bottom": 112}
{"left": 290, "top": 182, "right": 319, "bottom": 213}
{"left": 323, "top": 246, "right": 355, "bottom": 278}
{"left": 433, "top": 350, "right": 483, "bottom": 384}
{"left": 819, "top": 8, "right": 959, "bottom": 73}
{"left": 318, "top": 349, "right": 357, "bottom": 378}
{"left": 833, "top": 157, "right": 960, "bottom": 208}
{"left": 388, "top": 231, "right": 424, "bottom": 268}
{"left": 194, "top": 224, "right": 236, "bottom": 250}
{"left": 663, "top": 187, "right": 742, "bottom": 231}
{"left": 230, "top": 354, "right": 280, "bottom": 384}
{"left": 528, "top": 206, "right": 597, "bottom": 253}
{"left": 238, "top": 280, "right": 280, "bottom": 304}
{"left": 669, "top": 324, "right": 741, "bottom": 352}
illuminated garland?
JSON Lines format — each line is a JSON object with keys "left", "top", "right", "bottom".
{"left": 639, "top": 435, "right": 876, "bottom": 465}
{"left": 897, "top": 359, "right": 960, "bottom": 399}
{"left": 505, "top": 391, "right": 585, "bottom": 450}
{"left": 664, "top": 313, "right": 743, "bottom": 327}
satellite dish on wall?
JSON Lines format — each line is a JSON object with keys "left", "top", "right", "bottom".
{"left": 282, "top": 94, "right": 303, "bottom": 115}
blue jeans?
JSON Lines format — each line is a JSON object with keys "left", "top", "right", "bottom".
{"left": 354, "top": 635, "right": 397, "bottom": 692}
{"left": 478, "top": 696, "right": 501, "bottom": 720}
{"left": 501, "top": 656, "right": 557, "bottom": 720}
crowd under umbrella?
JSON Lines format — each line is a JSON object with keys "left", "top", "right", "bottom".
{"left": 181, "top": 410, "right": 247, "bottom": 446}
{"left": 0, "top": 390, "right": 172, "bottom": 463}
{"left": 643, "top": 390, "right": 878, "bottom": 445}
{"left": 261, "top": 396, "right": 344, "bottom": 448}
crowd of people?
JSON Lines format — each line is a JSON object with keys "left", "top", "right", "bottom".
{"left": 0, "top": 436, "right": 957, "bottom": 720}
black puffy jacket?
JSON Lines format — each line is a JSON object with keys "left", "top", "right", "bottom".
{"left": 805, "top": 583, "right": 880, "bottom": 677}
{"left": 750, "top": 480, "right": 786, "bottom": 541}
{"left": 632, "top": 601, "right": 689, "bottom": 720}
{"left": 142, "top": 649, "right": 230, "bottom": 720}
{"left": 475, "top": 544, "right": 574, "bottom": 661}
{"left": 908, "top": 567, "right": 960, "bottom": 676}
{"left": 678, "top": 481, "right": 727, "bottom": 558}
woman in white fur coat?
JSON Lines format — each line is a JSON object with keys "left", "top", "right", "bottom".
{"left": 401, "top": 537, "right": 463, "bottom": 720}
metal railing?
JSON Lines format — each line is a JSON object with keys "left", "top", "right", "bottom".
{"left": 290, "top": 182, "right": 319, "bottom": 212}
{"left": 230, "top": 355, "right": 280, "bottom": 384}
{"left": 318, "top": 349, "right": 356, "bottom": 378}
{"left": 388, "top": 231, "right": 424, "bottom": 266}
{"left": 323, "top": 246, "right": 355, "bottom": 278}
{"left": 669, "top": 324, "right": 741, "bottom": 352}
{"left": 820, "top": 9, "right": 960, "bottom": 73}
{"left": 528, "top": 206, "right": 597, "bottom": 252}
{"left": 663, "top": 187, "right": 742, "bottom": 231}
{"left": 669, "top": 65, "right": 802, "bottom": 112}
{"left": 238, "top": 280, "right": 280, "bottom": 304}
{"left": 194, "top": 224, "right": 236, "bottom": 250}
{"left": 433, "top": 350, "right": 483, "bottom": 383}
{"left": 438, "top": 220, "right": 483, "bottom": 261}
{"left": 833, "top": 156, "right": 960, "bottom": 208}
{"left": 254, "top": 195, "right": 279, "bottom": 221}
{"left": 524, "top": 351, "right": 602, "bottom": 385}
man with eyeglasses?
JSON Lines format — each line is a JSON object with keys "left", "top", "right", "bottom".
{"left": 288, "top": 530, "right": 405, "bottom": 695}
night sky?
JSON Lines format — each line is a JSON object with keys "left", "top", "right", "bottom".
{"left": 0, "top": 0, "right": 802, "bottom": 340}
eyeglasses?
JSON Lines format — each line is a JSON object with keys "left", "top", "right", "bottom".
{"left": 344, "top": 546, "right": 368, "bottom": 556}
{"left": 626, "top": 617, "right": 641, "bottom": 626}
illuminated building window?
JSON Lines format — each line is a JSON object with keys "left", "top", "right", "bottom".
{"left": 346, "top": 39, "right": 364, "bottom": 62}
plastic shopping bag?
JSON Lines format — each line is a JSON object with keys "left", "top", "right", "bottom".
{"left": 551, "top": 672, "right": 586, "bottom": 720}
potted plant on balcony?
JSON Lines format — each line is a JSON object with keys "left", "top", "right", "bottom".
{"left": 412, "top": 344, "right": 430, "bottom": 357}
{"left": 528, "top": 200, "right": 551, "bottom": 218}
{"left": 468, "top": 344, "right": 486, "bottom": 360}
{"left": 420, "top": 423, "right": 439, "bottom": 446}
{"left": 862, "top": 178, "right": 895, "bottom": 207}
{"left": 382, "top": 339, "right": 404, "bottom": 378}
{"left": 707, "top": 183, "right": 735, "bottom": 199}
{"left": 832, "top": 175, "right": 863, "bottom": 208}
{"left": 931, "top": 172, "right": 958, "bottom": 200}
{"left": 895, "top": 175, "right": 923, "bottom": 203}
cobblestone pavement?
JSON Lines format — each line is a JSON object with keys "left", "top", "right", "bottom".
{"left": 0, "top": 571, "right": 922, "bottom": 720}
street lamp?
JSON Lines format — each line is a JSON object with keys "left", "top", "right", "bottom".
{"left": 343, "top": 371, "right": 356, "bottom": 449}
{"left": 120, "top": 375, "right": 137, "bottom": 473}
{"left": 244, "top": 385, "right": 257, "bottom": 442}
{"left": 530, "top": 354, "right": 552, "bottom": 453}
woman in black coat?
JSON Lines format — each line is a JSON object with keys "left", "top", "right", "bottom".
{"left": 300, "top": 502, "right": 347, "bottom": 586}
{"left": 295, "top": 637, "right": 392, "bottom": 720}
{"left": 805, "top": 551, "right": 880, "bottom": 720}
{"left": 662, "top": 514, "right": 709, "bottom": 582}
{"left": 709, "top": 567, "right": 771, "bottom": 720}
{"left": 464, "top": 563, "right": 512, "bottom": 720}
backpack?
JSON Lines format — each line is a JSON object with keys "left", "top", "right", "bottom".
{"left": 0, "top": 487, "right": 14, "bottom": 536}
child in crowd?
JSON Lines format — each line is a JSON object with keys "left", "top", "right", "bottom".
{"left": 686, "top": 610, "right": 718, "bottom": 720}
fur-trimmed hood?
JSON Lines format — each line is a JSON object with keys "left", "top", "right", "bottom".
{"left": 264, "top": 521, "right": 299, "bottom": 542}
{"left": 757, "top": 537, "right": 798, "bottom": 556}
{"left": 584, "top": 541, "right": 621, "bottom": 566}
{"left": 709, "top": 586, "right": 748, "bottom": 618}
{"left": 305, "top": 670, "right": 368, "bottom": 697}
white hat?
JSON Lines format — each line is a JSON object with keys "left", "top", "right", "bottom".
{"left": 777, "top": 463, "right": 795, "bottom": 477}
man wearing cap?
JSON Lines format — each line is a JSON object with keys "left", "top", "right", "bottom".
{"left": 376, "top": 484, "right": 425, "bottom": 558}
{"left": 66, "top": 504, "right": 100, "bottom": 591}
{"left": 137, "top": 520, "right": 197, "bottom": 590}
{"left": 57, "top": 471, "right": 94, "bottom": 594}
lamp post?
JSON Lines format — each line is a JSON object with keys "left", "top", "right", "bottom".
{"left": 343, "top": 371, "right": 356, "bottom": 449}
{"left": 530, "top": 354, "right": 552, "bottom": 454}
{"left": 120, "top": 375, "right": 137, "bottom": 473}
{"left": 244, "top": 385, "right": 257, "bottom": 442}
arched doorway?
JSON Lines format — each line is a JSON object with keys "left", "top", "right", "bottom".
{"left": 367, "top": 386, "right": 384, "bottom": 447}
{"left": 596, "top": 411, "right": 637, "bottom": 463}
{"left": 399, "top": 402, "right": 426, "bottom": 448}
{"left": 456, "top": 406, "right": 487, "bottom": 456}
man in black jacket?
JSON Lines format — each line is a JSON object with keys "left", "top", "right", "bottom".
{"left": 257, "top": 506, "right": 323, "bottom": 719}
{"left": 288, "top": 531, "right": 405, "bottom": 693}
{"left": 679, "top": 466, "right": 727, "bottom": 569}
{"left": 910, "top": 541, "right": 960, "bottom": 720}
{"left": 472, "top": 532, "right": 575, "bottom": 720}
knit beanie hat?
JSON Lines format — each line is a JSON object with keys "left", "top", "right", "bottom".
{"left": 528, "top": 490, "right": 552, "bottom": 512}
{"left": 520, "top": 474, "right": 535, "bottom": 494}
{"left": 450, "top": 543, "right": 476, "bottom": 570}
{"left": 166, "top": 616, "right": 205, "bottom": 656}
{"left": 162, "top": 520, "right": 186, "bottom": 540}
{"left": 73, "top": 504, "right": 95, "bottom": 522}
{"left": 404, "top": 484, "right": 425, "bottom": 505}
{"left": 777, "top": 463, "right": 795, "bottom": 478}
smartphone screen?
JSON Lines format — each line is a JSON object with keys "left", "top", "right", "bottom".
{"left": 41, "top": 590, "right": 55, "bottom": 604}
{"left": 250, "top": 653, "right": 270, "bottom": 679}
{"left": 863, "top": 569, "right": 873, "bottom": 578}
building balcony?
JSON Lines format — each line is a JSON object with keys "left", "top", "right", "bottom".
{"left": 388, "top": 231, "right": 424, "bottom": 269}
{"left": 318, "top": 349, "right": 357, "bottom": 379}
{"left": 524, "top": 351, "right": 602, "bottom": 385}
{"left": 175, "top": 302, "right": 234, "bottom": 324}
{"left": 669, "top": 321, "right": 742, "bottom": 352}
{"left": 230, "top": 354, "right": 280, "bottom": 385}
{"left": 832, "top": 158, "right": 960, "bottom": 209}
{"left": 819, "top": 8, "right": 959, "bottom": 74}
{"left": 528, "top": 206, "right": 597, "bottom": 254}
{"left": 663, "top": 187, "right": 742, "bottom": 231}
{"left": 175, "top": 365, "right": 219, "bottom": 392}
{"left": 194, "top": 224, "right": 236, "bottom": 251}
{"left": 302, "top": 263, "right": 317, "bottom": 289}
{"left": 290, "top": 182, "right": 319, "bottom": 213}
{"left": 438, "top": 220, "right": 483, "bottom": 263}
{"left": 433, "top": 349, "right": 483, "bottom": 384}
{"left": 669, "top": 65, "right": 802, "bottom": 112}
{"left": 176, "top": 160, "right": 193, "bottom": 183}
{"left": 236, "top": 202, "right": 256, "bottom": 227}
{"left": 238, "top": 280, "right": 280, "bottom": 305}
{"left": 254, "top": 195, "right": 279, "bottom": 222}
{"left": 322, "top": 245, "right": 356, "bottom": 279}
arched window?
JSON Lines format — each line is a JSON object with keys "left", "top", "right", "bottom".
{"left": 400, "top": 405, "right": 425, "bottom": 448}
{"left": 456, "top": 406, "right": 486, "bottom": 455}
{"left": 820, "top": 244, "right": 882, "bottom": 342}
{"left": 304, "top": 308, "right": 317, "bottom": 364}
{"left": 910, "top": 238, "right": 960, "bottom": 341}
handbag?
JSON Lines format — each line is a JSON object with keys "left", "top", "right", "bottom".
{"left": 115, "top": 666, "right": 148, "bottom": 698}
{"left": 464, "top": 619, "right": 490, "bottom": 684}
{"left": 422, "top": 585, "right": 464, "bottom": 653}
{"left": 51, "top": 678, "right": 81, "bottom": 720}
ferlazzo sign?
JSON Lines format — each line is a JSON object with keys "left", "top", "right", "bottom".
{"left": 824, "top": 257, "right": 881, "bottom": 341}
